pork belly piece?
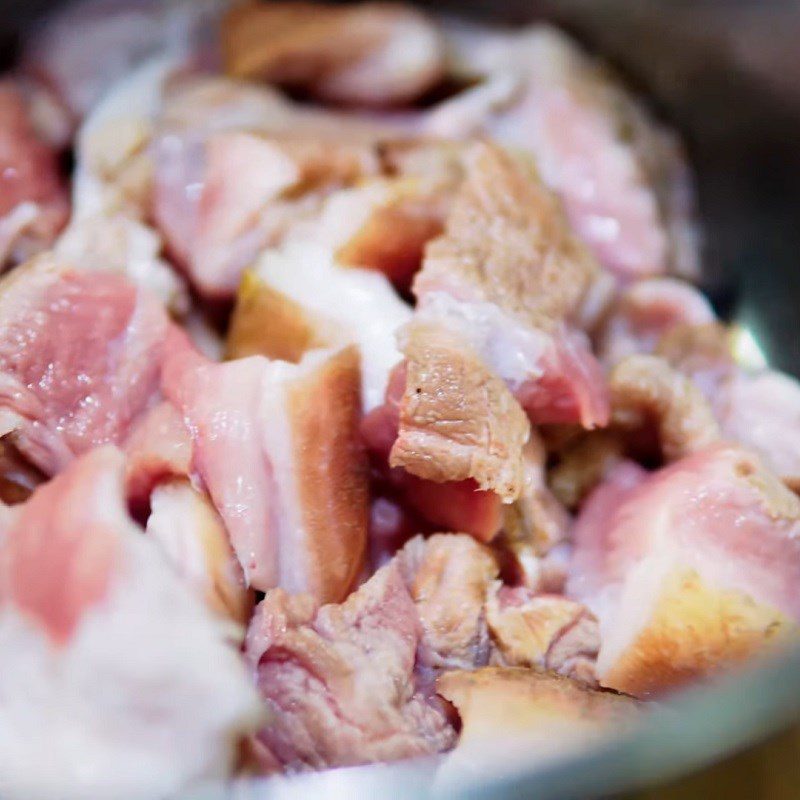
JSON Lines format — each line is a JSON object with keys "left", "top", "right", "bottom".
{"left": 0, "top": 446, "right": 262, "bottom": 799}
{"left": 162, "top": 330, "right": 367, "bottom": 599}
{"left": 0, "top": 254, "right": 168, "bottom": 475}
{"left": 146, "top": 478, "right": 253, "bottom": 627}
{"left": 598, "top": 277, "right": 716, "bottom": 366}
{"left": 400, "top": 533, "right": 498, "bottom": 672}
{"left": 609, "top": 354, "right": 720, "bottom": 462}
{"left": 228, "top": 240, "right": 412, "bottom": 411}
{"left": 486, "top": 586, "right": 599, "bottom": 685}
{"left": 0, "top": 81, "right": 69, "bottom": 269}
{"left": 245, "top": 560, "right": 456, "bottom": 771}
{"left": 429, "top": 25, "right": 699, "bottom": 281}
{"left": 222, "top": 1, "right": 444, "bottom": 107}
{"left": 568, "top": 446, "right": 800, "bottom": 698}
{"left": 436, "top": 667, "right": 640, "bottom": 781}
{"left": 412, "top": 142, "right": 609, "bottom": 429}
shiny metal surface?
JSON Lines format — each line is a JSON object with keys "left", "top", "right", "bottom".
{"left": 6, "top": 0, "right": 800, "bottom": 796}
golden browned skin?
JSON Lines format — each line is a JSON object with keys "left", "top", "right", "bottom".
{"left": 416, "top": 142, "right": 599, "bottom": 331}
{"left": 602, "top": 569, "right": 799, "bottom": 699}
{"left": 610, "top": 354, "right": 720, "bottom": 462}
{"left": 222, "top": 1, "right": 443, "bottom": 106}
{"left": 227, "top": 271, "right": 331, "bottom": 362}
{"left": 287, "top": 345, "right": 369, "bottom": 603}
{"left": 389, "top": 319, "right": 530, "bottom": 501}
{"left": 437, "top": 667, "right": 641, "bottom": 751}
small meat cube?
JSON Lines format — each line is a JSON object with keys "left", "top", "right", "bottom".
{"left": 245, "top": 560, "right": 456, "bottom": 770}
{"left": 568, "top": 446, "right": 800, "bottom": 698}
{"left": 162, "top": 330, "right": 368, "bottom": 600}
{"left": 153, "top": 76, "right": 405, "bottom": 301}
{"left": 362, "top": 363, "right": 508, "bottom": 542}
{"left": 124, "top": 401, "right": 194, "bottom": 511}
{"left": 222, "top": 1, "right": 444, "bottom": 107}
{"left": 0, "top": 447, "right": 262, "bottom": 798}
{"left": 500, "top": 434, "right": 571, "bottom": 569}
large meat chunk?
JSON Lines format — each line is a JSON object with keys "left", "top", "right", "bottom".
{"left": 0, "top": 447, "right": 262, "bottom": 799}
{"left": 162, "top": 330, "right": 367, "bottom": 599}
{"left": 245, "top": 560, "right": 456, "bottom": 771}
{"left": 429, "top": 26, "right": 699, "bottom": 281}
{"left": 0, "top": 81, "right": 68, "bottom": 268}
{"left": 0, "top": 254, "right": 169, "bottom": 476}
{"left": 568, "top": 446, "right": 800, "bottom": 697}
{"left": 222, "top": 1, "right": 444, "bottom": 106}
{"left": 412, "top": 142, "right": 609, "bottom": 429}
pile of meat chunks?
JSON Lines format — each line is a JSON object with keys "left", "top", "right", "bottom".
{"left": 1, "top": 0, "right": 799, "bottom": 795}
